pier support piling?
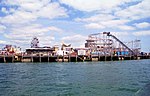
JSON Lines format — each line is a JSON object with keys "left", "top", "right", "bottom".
{"left": 4, "top": 56, "right": 6, "bottom": 63}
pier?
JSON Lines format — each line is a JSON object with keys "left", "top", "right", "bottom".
{"left": 0, "top": 54, "right": 150, "bottom": 63}
{"left": 0, "top": 32, "right": 149, "bottom": 63}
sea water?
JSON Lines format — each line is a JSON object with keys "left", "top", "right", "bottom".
{"left": 0, "top": 60, "right": 150, "bottom": 96}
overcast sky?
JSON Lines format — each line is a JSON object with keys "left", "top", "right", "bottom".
{"left": 0, "top": 0, "right": 150, "bottom": 52}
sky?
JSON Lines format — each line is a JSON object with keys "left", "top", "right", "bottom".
{"left": 0, "top": 0, "right": 150, "bottom": 52}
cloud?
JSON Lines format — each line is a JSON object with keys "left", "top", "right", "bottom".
{"left": 0, "top": 0, "right": 68, "bottom": 48}
{"left": 38, "top": 36, "right": 55, "bottom": 46}
{"left": 16, "top": 0, "right": 48, "bottom": 11}
{"left": 0, "top": 25, "right": 6, "bottom": 33}
{"left": 101, "top": 19, "right": 130, "bottom": 27}
{"left": 7, "top": 24, "right": 52, "bottom": 37}
{"left": 3, "top": 0, "right": 67, "bottom": 19}
{"left": 1, "top": 7, "right": 16, "bottom": 14}
{"left": 61, "top": 34, "right": 87, "bottom": 47}
{"left": 134, "top": 22, "right": 150, "bottom": 28}
{"left": 133, "top": 30, "right": 150, "bottom": 36}
{"left": 0, "top": 10, "right": 37, "bottom": 24}
{"left": 111, "top": 32, "right": 129, "bottom": 37}
{"left": 115, "top": 0, "right": 150, "bottom": 20}
{"left": 73, "top": 1, "right": 150, "bottom": 31}
{"left": 117, "top": 25, "right": 135, "bottom": 30}
{"left": 1, "top": 7, "right": 7, "bottom": 13}
{"left": 0, "top": 0, "right": 149, "bottom": 51}
{"left": 85, "top": 23, "right": 105, "bottom": 29}
{"left": 0, "top": 40, "right": 7, "bottom": 44}
{"left": 75, "top": 14, "right": 115, "bottom": 22}
{"left": 4, "top": 23, "right": 63, "bottom": 47}
{"left": 36, "top": 2, "right": 67, "bottom": 19}
{"left": 60, "top": 0, "right": 134, "bottom": 12}
{"left": 81, "top": 18, "right": 135, "bottom": 30}
{"left": 110, "top": 31, "right": 132, "bottom": 42}
{"left": 3, "top": 0, "right": 50, "bottom": 11}
{"left": 48, "top": 26, "right": 63, "bottom": 32}
{"left": 1, "top": 1, "right": 67, "bottom": 24}
{"left": 75, "top": 11, "right": 136, "bottom": 30}
{"left": 72, "top": 0, "right": 148, "bottom": 31}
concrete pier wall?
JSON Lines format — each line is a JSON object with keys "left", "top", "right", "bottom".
{"left": 0, "top": 55, "right": 149, "bottom": 63}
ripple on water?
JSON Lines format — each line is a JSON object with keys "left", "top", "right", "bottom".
{"left": 115, "top": 87, "right": 139, "bottom": 92}
{"left": 0, "top": 80, "right": 17, "bottom": 88}
{"left": 135, "top": 82, "right": 150, "bottom": 96}
{"left": 0, "top": 60, "right": 150, "bottom": 96}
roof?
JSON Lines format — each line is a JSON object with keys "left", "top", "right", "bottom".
{"left": 26, "top": 48, "right": 54, "bottom": 51}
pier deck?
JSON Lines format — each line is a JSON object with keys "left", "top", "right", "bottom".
{"left": 0, "top": 54, "right": 149, "bottom": 63}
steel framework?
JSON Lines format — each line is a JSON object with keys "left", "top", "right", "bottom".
{"left": 85, "top": 32, "right": 141, "bottom": 56}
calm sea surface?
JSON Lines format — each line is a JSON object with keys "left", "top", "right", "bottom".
{"left": 0, "top": 59, "right": 150, "bottom": 96}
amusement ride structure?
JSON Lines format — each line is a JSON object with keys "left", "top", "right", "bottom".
{"left": 85, "top": 32, "right": 141, "bottom": 56}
